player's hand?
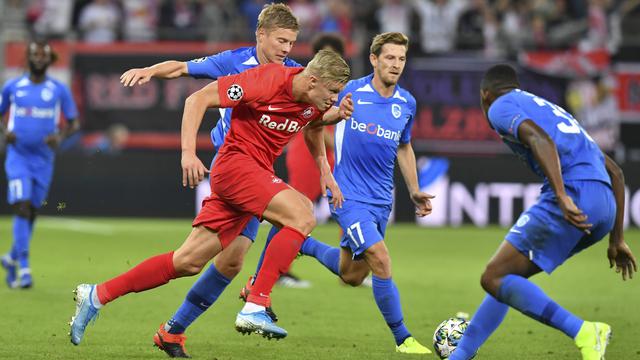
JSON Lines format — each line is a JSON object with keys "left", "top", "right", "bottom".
{"left": 120, "top": 67, "right": 154, "bottom": 87}
{"left": 557, "top": 194, "right": 592, "bottom": 234}
{"left": 411, "top": 191, "right": 435, "bottom": 217}
{"left": 4, "top": 131, "right": 17, "bottom": 144}
{"left": 321, "top": 171, "right": 343, "bottom": 209}
{"left": 181, "top": 151, "right": 210, "bottom": 189}
{"left": 608, "top": 241, "right": 637, "bottom": 280}
{"left": 45, "top": 134, "right": 62, "bottom": 149}
{"left": 337, "top": 93, "right": 353, "bottom": 119}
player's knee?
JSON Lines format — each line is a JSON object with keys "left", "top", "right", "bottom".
{"left": 368, "top": 252, "right": 392, "bottom": 278}
{"left": 341, "top": 271, "right": 368, "bottom": 287}
{"left": 288, "top": 211, "right": 316, "bottom": 235}
{"left": 217, "top": 257, "right": 243, "bottom": 278}
{"left": 12, "top": 202, "right": 32, "bottom": 219}
{"left": 480, "top": 268, "right": 500, "bottom": 297}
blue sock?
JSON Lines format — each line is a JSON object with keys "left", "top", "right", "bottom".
{"left": 449, "top": 295, "right": 509, "bottom": 360}
{"left": 300, "top": 236, "right": 340, "bottom": 275}
{"left": 167, "top": 263, "right": 231, "bottom": 334}
{"left": 497, "top": 274, "right": 583, "bottom": 338}
{"left": 13, "top": 216, "right": 32, "bottom": 269}
{"left": 372, "top": 276, "right": 411, "bottom": 346}
{"left": 253, "top": 226, "right": 279, "bottom": 281}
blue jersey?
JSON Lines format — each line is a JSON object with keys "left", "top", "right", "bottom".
{"left": 186, "top": 47, "right": 301, "bottom": 149}
{"left": 0, "top": 74, "right": 77, "bottom": 159}
{"left": 333, "top": 74, "right": 417, "bottom": 205}
{"left": 488, "top": 89, "right": 610, "bottom": 188}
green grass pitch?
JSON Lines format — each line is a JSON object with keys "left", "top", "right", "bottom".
{"left": 0, "top": 217, "right": 638, "bottom": 359}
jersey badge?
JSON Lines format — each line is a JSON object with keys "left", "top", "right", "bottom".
{"left": 227, "top": 84, "right": 244, "bottom": 101}
{"left": 391, "top": 103, "right": 402, "bottom": 119}
{"left": 41, "top": 88, "right": 53, "bottom": 102}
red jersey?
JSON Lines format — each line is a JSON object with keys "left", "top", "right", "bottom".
{"left": 215, "top": 63, "right": 324, "bottom": 171}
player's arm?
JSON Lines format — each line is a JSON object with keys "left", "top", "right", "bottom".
{"left": 121, "top": 61, "right": 188, "bottom": 87}
{"left": 310, "top": 93, "right": 354, "bottom": 128}
{"left": 0, "top": 84, "right": 15, "bottom": 143}
{"left": 517, "top": 119, "right": 592, "bottom": 233}
{"left": 46, "top": 85, "right": 81, "bottom": 149}
{"left": 180, "top": 81, "right": 220, "bottom": 188}
{"left": 603, "top": 153, "right": 637, "bottom": 280}
{"left": 303, "top": 124, "right": 343, "bottom": 208}
{"left": 46, "top": 118, "right": 81, "bottom": 149}
{"left": 397, "top": 142, "right": 434, "bottom": 217}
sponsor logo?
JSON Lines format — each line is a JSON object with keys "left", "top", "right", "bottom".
{"left": 16, "top": 90, "right": 28, "bottom": 97}
{"left": 392, "top": 103, "right": 402, "bottom": 118}
{"left": 258, "top": 114, "right": 302, "bottom": 133}
{"left": 357, "top": 99, "right": 373, "bottom": 105}
{"left": 14, "top": 106, "right": 56, "bottom": 118}
{"left": 191, "top": 57, "right": 207, "bottom": 63}
{"left": 268, "top": 105, "right": 282, "bottom": 111}
{"left": 227, "top": 84, "right": 243, "bottom": 101}
{"left": 271, "top": 176, "right": 283, "bottom": 184}
{"left": 350, "top": 118, "right": 401, "bottom": 142}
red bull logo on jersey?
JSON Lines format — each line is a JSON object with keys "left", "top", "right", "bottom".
{"left": 350, "top": 118, "right": 401, "bottom": 142}
{"left": 14, "top": 106, "right": 56, "bottom": 119}
{"left": 259, "top": 114, "right": 302, "bottom": 133}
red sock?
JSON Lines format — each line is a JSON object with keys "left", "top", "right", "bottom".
{"left": 97, "top": 251, "right": 177, "bottom": 305}
{"left": 248, "top": 226, "right": 305, "bottom": 306}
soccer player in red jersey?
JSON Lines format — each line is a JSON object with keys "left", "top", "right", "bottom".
{"left": 69, "top": 49, "right": 351, "bottom": 347}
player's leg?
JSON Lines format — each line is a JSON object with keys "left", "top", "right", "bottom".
{"left": 236, "top": 189, "right": 315, "bottom": 339}
{"left": 251, "top": 191, "right": 312, "bottom": 288}
{"left": 155, "top": 230, "right": 254, "bottom": 358}
{"left": 70, "top": 225, "right": 224, "bottom": 346}
{"left": 362, "top": 241, "right": 428, "bottom": 354}
{"left": 16, "top": 172, "right": 52, "bottom": 289}
{"left": 334, "top": 201, "right": 429, "bottom": 354}
{"left": 452, "top": 183, "right": 615, "bottom": 360}
{"left": 449, "top": 240, "right": 539, "bottom": 360}
{"left": 2, "top": 174, "right": 34, "bottom": 289}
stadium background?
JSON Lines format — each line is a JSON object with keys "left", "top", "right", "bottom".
{"left": 2, "top": 0, "right": 640, "bottom": 227}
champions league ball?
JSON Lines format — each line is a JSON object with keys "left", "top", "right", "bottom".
{"left": 433, "top": 317, "right": 471, "bottom": 359}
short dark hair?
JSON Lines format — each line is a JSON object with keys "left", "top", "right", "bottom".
{"left": 481, "top": 64, "right": 520, "bottom": 93}
{"left": 311, "top": 32, "right": 345, "bottom": 56}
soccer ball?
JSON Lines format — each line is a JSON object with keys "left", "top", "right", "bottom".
{"left": 432, "top": 317, "right": 470, "bottom": 359}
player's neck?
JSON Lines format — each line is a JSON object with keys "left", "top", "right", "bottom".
{"left": 256, "top": 46, "right": 269, "bottom": 65}
{"left": 371, "top": 75, "right": 395, "bottom": 98}
{"left": 291, "top": 73, "right": 306, "bottom": 102}
{"left": 29, "top": 72, "right": 46, "bottom": 83}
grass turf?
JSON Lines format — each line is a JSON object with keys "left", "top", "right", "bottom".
{"left": 0, "top": 217, "right": 638, "bottom": 359}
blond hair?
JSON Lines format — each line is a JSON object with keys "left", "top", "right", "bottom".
{"left": 305, "top": 49, "right": 350, "bottom": 85}
{"left": 257, "top": 3, "right": 299, "bottom": 32}
{"left": 370, "top": 32, "right": 409, "bottom": 56}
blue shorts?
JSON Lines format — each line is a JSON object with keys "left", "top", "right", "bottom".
{"left": 506, "top": 180, "right": 615, "bottom": 273}
{"left": 210, "top": 149, "right": 259, "bottom": 242}
{"left": 331, "top": 199, "right": 392, "bottom": 259}
{"left": 5, "top": 152, "right": 53, "bottom": 207}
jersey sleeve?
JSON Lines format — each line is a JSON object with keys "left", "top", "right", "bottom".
{"left": 488, "top": 96, "right": 528, "bottom": 141}
{"left": 186, "top": 50, "right": 233, "bottom": 79}
{"left": 0, "top": 81, "right": 11, "bottom": 115}
{"left": 59, "top": 84, "right": 79, "bottom": 121}
{"left": 216, "top": 66, "right": 271, "bottom": 108}
{"left": 400, "top": 97, "right": 417, "bottom": 144}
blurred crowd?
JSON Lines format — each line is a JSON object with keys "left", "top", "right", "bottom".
{"left": 1, "top": 0, "right": 640, "bottom": 57}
